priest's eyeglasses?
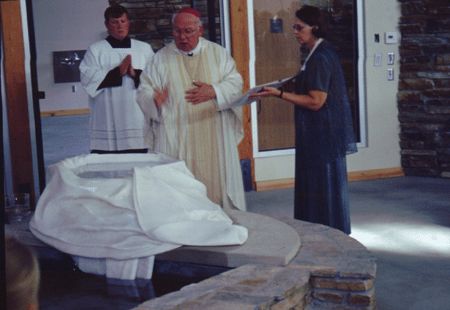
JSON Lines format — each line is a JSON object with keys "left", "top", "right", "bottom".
{"left": 173, "top": 27, "right": 199, "bottom": 38}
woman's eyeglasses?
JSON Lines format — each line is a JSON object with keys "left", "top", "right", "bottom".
{"left": 292, "top": 24, "right": 305, "bottom": 32}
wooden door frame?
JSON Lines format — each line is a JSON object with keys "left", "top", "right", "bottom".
{"left": 229, "top": 0, "right": 255, "bottom": 188}
{"left": 1, "top": 0, "right": 39, "bottom": 206}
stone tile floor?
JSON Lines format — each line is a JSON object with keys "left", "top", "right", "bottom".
{"left": 247, "top": 177, "right": 450, "bottom": 310}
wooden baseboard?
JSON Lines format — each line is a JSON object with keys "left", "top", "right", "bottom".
{"left": 256, "top": 178, "right": 294, "bottom": 192}
{"left": 347, "top": 167, "right": 404, "bottom": 181}
{"left": 255, "top": 167, "right": 404, "bottom": 191}
{"left": 40, "top": 108, "right": 90, "bottom": 117}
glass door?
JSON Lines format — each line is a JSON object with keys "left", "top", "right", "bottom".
{"left": 249, "top": 0, "right": 364, "bottom": 155}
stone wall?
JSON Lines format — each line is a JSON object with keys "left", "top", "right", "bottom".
{"left": 398, "top": 0, "right": 450, "bottom": 177}
{"left": 135, "top": 218, "right": 376, "bottom": 310}
{"left": 109, "top": 0, "right": 220, "bottom": 50}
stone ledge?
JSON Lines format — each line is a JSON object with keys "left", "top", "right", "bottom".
{"left": 134, "top": 264, "right": 310, "bottom": 310}
{"left": 135, "top": 215, "right": 377, "bottom": 310}
{"left": 156, "top": 210, "right": 301, "bottom": 267}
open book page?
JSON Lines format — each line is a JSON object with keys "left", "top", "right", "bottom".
{"left": 225, "top": 76, "right": 295, "bottom": 109}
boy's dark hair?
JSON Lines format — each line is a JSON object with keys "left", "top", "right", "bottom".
{"left": 104, "top": 5, "right": 129, "bottom": 22}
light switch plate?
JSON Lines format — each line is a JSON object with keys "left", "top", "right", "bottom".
{"left": 374, "top": 53, "right": 382, "bottom": 66}
{"left": 387, "top": 52, "right": 395, "bottom": 65}
{"left": 387, "top": 68, "right": 394, "bottom": 81}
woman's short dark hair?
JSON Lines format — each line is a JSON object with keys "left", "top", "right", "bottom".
{"left": 295, "top": 5, "right": 327, "bottom": 38}
{"left": 104, "top": 5, "right": 129, "bottom": 22}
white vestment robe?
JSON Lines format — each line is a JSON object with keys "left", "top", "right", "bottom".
{"left": 80, "top": 39, "right": 154, "bottom": 151}
{"left": 137, "top": 38, "right": 246, "bottom": 211}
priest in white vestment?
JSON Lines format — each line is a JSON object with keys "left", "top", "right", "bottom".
{"left": 79, "top": 5, "right": 154, "bottom": 153}
{"left": 137, "top": 8, "right": 246, "bottom": 211}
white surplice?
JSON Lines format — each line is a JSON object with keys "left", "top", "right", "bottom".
{"left": 80, "top": 39, "right": 154, "bottom": 151}
{"left": 137, "top": 38, "right": 246, "bottom": 211}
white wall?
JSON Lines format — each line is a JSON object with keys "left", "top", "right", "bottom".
{"left": 347, "top": 0, "right": 401, "bottom": 172}
{"left": 254, "top": 0, "right": 402, "bottom": 180}
{"left": 33, "top": 0, "right": 108, "bottom": 112}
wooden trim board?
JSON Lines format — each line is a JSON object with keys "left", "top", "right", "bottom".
{"left": 256, "top": 167, "right": 404, "bottom": 191}
{"left": 348, "top": 167, "right": 404, "bottom": 181}
{"left": 1, "top": 0, "right": 36, "bottom": 203}
{"left": 40, "top": 108, "right": 90, "bottom": 117}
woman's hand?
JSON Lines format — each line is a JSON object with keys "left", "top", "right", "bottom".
{"left": 249, "top": 86, "right": 327, "bottom": 111}
{"left": 250, "top": 86, "right": 281, "bottom": 99}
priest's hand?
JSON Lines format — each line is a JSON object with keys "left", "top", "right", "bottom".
{"left": 153, "top": 87, "right": 169, "bottom": 108}
{"left": 119, "top": 55, "right": 132, "bottom": 76}
{"left": 185, "top": 81, "right": 216, "bottom": 105}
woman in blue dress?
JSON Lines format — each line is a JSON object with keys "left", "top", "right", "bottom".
{"left": 252, "top": 5, "right": 357, "bottom": 234}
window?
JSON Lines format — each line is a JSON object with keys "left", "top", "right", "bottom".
{"left": 249, "top": 0, "right": 366, "bottom": 156}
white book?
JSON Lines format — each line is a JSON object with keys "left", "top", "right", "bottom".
{"left": 227, "top": 76, "right": 295, "bottom": 108}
